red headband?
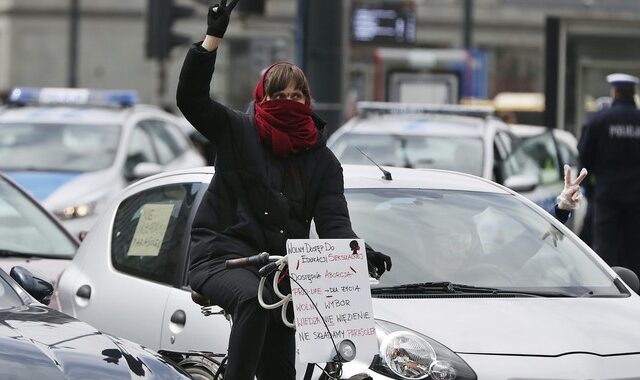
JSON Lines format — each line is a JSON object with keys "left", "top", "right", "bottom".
{"left": 253, "top": 62, "right": 311, "bottom": 106}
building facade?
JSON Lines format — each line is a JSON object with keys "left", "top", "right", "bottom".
{"left": 0, "top": 0, "right": 638, "bottom": 128}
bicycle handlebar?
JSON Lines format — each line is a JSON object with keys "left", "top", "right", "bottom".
{"left": 225, "top": 252, "right": 271, "bottom": 269}
{"left": 223, "top": 250, "right": 352, "bottom": 378}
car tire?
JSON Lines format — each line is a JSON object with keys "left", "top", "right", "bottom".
{"left": 184, "top": 365, "right": 217, "bottom": 380}
{"left": 177, "top": 355, "right": 224, "bottom": 380}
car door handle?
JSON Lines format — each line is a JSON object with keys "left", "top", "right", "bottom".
{"left": 170, "top": 310, "right": 186, "bottom": 326}
{"left": 76, "top": 285, "right": 91, "bottom": 300}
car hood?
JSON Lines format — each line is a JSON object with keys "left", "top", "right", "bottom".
{"left": 372, "top": 296, "right": 640, "bottom": 356}
{"left": 3, "top": 171, "right": 82, "bottom": 201}
{"left": 0, "top": 305, "right": 188, "bottom": 379}
{"left": 42, "top": 169, "right": 120, "bottom": 208}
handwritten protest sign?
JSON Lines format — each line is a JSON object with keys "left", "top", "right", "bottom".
{"left": 287, "top": 239, "right": 377, "bottom": 363}
{"left": 128, "top": 203, "right": 174, "bottom": 257}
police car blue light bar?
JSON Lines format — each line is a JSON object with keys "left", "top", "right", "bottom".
{"left": 357, "top": 101, "right": 495, "bottom": 119}
{"left": 8, "top": 87, "right": 139, "bottom": 108}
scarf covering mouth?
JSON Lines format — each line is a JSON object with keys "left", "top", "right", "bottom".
{"left": 253, "top": 62, "right": 318, "bottom": 157}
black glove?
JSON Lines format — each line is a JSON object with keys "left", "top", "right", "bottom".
{"left": 366, "top": 249, "right": 392, "bottom": 278}
{"left": 207, "top": 0, "right": 240, "bottom": 38}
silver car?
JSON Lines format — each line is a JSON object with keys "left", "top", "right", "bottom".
{"left": 0, "top": 87, "right": 206, "bottom": 237}
{"left": 0, "top": 171, "right": 78, "bottom": 310}
{"left": 328, "top": 102, "right": 577, "bottom": 228}
{"left": 58, "top": 165, "right": 640, "bottom": 379}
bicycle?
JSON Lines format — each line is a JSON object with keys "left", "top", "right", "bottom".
{"left": 160, "top": 252, "right": 373, "bottom": 380}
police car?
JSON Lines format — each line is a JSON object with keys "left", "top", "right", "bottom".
{"left": 0, "top": 88, "right": 205, "bottom": 237}
{"left": 328, "top": 102, "right": 577, "bottom": 230}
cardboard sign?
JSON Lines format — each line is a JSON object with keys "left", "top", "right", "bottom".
{"left": 127, "top": 203, "right": 174, "bottom": 257}
{"left": 287, "top": 239, "right": 377, "bottom": 363}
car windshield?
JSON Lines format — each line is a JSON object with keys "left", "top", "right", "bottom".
{"left": 345, "top": 189, "right": 621, "bottom": 297}
{"left": 0, "top": 122, "right": 120, "bottom": 172}
{"left": 331, "top": 133, "right": 483, "bottom": 176}
{"left": 0, "top": 274, "right": 23, "bottom": 309}
{"left": 0, "top": 177, "right": 77, "bottom": 258}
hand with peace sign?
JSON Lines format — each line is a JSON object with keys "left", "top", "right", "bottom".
{"left": 557, "top": 164, "right": 588, "bottom": 211}
{"left": 207, "top": 0, "right": 240, "bottom": 38}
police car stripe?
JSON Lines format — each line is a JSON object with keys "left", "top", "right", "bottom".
{"left": 4, "top": 171, "right": 81, "bottom": 201}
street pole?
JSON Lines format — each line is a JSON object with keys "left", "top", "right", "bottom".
{"left": 462, "top": 0, "right": 473, "bottom": 50}
{"left": 295, "top": 0, "right": 344, "bottom": 135}
{"left": 157, "top": 59, "right": 168, "bottom": 105}
{"left": 68, "top": 0, "right": 80, "bottom": 88}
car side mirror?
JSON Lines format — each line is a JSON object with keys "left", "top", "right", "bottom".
{"left": 127, "top": 162, "right": 163, "bottom": 181}
{"left": 10, "top": 266, "right": 54, "bottom": 305}
{"left": 503, "top": 174, "right": 538, "bottom": 193}
{"left": 612, "top": 266, "right": 640, "bottom": 293}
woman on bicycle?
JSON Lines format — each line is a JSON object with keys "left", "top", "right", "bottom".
{"left": 176, "top": 2, "right": 391, "bottom": 379}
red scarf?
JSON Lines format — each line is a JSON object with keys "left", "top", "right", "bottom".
{"left": 253, "top": 62, "right": 318, "bottom": 158}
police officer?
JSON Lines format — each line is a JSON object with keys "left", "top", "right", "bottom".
{"left": 578, "top": 73, "right": 640, "bottom": 275}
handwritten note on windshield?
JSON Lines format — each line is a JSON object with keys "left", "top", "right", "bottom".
{"left": 287, "top": 239, "right": 377, "bottom": 363}
{"left": 128, "top": 204, "right": 174, "bottom": 257}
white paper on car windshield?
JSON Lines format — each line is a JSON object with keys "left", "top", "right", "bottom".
{"left": 127, "top": 203, "right": 174, "bottom": 257}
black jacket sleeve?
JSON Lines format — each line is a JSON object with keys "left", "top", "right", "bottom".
{"left": 548, "top": 204, "right": 571, "bottom": 224}
{"left": 313, "top": 151, "right": 393, "bottom": 276}
{"left": 176, "top": 43, "right": 241, "bottom": 144}
{"left": 313, "top": 151, "right": 356, "bottom": 239}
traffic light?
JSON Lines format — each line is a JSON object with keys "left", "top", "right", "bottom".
{"left": 146, "top": 0, "right": 195, "bottom": 59}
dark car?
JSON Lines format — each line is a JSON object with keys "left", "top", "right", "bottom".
{"left": 0, "top": 266, "right": 191, "bottom": 380}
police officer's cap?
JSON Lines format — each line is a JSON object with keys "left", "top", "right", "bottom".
{"left": 606, "top": 73, "right": 639, "bottom": 88}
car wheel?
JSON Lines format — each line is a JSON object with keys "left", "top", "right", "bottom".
{"left": 185, "top": 365, "right": 217, "bottom": 380}
{"left": 178, "top": 355, "right": 224, "bottom": 380}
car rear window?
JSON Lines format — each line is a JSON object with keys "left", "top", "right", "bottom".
{"left": 111, "top": 182, "right": 201, "bottom": 285}
{"left": 331, "top": 133, "right": 484, "bottom": 176}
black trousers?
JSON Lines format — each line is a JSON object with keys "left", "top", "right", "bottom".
{"left": 594, "top": 201, "right": 640, "bottom": 277}
{"left": 199, "top": 267, "right": 295, "bottom": 380}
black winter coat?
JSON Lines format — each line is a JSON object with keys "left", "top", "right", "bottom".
{"left": 578, "top": 97, "right": 640, "bottom": 204}
{"left": 177, "top": 44, "right": 359, "bottom": 291}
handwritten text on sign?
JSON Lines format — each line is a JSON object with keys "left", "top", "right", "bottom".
{"left": 128, "top": 203, "right": 174, "bottom": 257}
{"left": 287, "top": 239, "right": 377, "bottom": 363}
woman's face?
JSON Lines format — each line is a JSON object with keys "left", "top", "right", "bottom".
{"left": 265, "top": 83, "right": 306, "bottom": 104}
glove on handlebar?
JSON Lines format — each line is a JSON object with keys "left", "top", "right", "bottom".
{"left": 207, "top": 0, "right": 239, "bottom": 38}
{"left": 366, "top": 248, "right": 392, "bottom": 278}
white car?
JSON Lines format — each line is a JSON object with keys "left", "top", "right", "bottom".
{"left": 58, "top": 165, "right": 640, "bottom": 379}
{"left": 508, "top": 124, "right": 587, "bottom": 232}
{"left": 328, "top": 102, "right": 574, "bottom": 227}
{"left": 0, "top": 87, "right": 206, "bottom": 237}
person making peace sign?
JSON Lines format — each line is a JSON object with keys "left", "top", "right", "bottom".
{"left": 551, "top": 164, "right": 588, "bottom": 224}
{"left": 176, "top": 2, "right": 391, "bottom": 379}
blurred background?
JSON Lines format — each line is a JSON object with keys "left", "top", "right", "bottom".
{"left": 0, "top": 0, "right": 639, "bottom": 136}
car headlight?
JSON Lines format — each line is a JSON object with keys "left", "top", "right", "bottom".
{"left": 371, "top": 320, "right": 477, "bottom": 380}
{"left": 55, "top": 201, "right": 97, "bottom": 220}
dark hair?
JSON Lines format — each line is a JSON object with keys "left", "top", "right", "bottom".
{"left": 263, "top": 63, "right": 310, "bottom": 101}
{"left": 614, "top": 86, "right": 636, "bottom": 99}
